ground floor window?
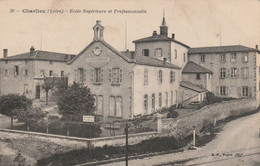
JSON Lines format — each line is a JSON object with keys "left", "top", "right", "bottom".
{"left": 159, "top": 93, "right": 162, "bottom": 108}
{"left": 110, "top": 96, "right": 122, "bottom": 117}
{"left": 220, "top": 86, "right": 228, "bottom": 96}
{"left": 165, "top": 92, "right": 168, "bottom": 107}
{"left": 93, "top": 95, "right": 103, "bottom": 115}
{"left": 242, "top": 86, "right": 249, "bottom": 97}
{"left": 144, "top": 95, "right": 148, "bottom": 114}
{"left": 151, "top": 94, "right": 155, "bottom": 113}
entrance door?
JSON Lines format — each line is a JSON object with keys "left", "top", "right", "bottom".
{"left": 35, "top": 85, "right": 40, "bottom": 99}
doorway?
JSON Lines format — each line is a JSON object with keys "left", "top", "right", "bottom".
{"left": 35, "top": 85, "right": 40, "bottom": 99}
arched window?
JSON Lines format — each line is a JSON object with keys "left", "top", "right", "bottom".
{"left": 159, "top": 93, "right": 162, "bottom": 108}
{"left": 144, "top": 95, "right": 148, "bottom": 114}
{"left": 165, "top": 92, "right": 168, "bottom": 107}
{"left": 151, "top": 94, "right": 155, "bottom": 113}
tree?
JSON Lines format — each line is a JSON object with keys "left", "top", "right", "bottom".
{"left": 42, "top": 77, "right": 55, "bottom": 105}
{"left": 16, "top": 107, "right": 48, "bottom": 131}
{"left": 57, "top": 82, "right": 95, "bottom": 121}
{"left": 0, "top": 94, "right": 32, "bottom": 128}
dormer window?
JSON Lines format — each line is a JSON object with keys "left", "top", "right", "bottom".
{"left": 142, "top": 49, "right": 149, "bottom": 57}
{"left": 154, "top": 48, "right": 162, "bottom": 57}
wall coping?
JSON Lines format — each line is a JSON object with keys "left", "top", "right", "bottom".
{"left": 0, "top": 128, "right": 157, "bottom": 142}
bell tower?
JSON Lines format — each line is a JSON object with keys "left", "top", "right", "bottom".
{"left": 160, "top": 11, "right": 168, "bottom": 37}
{"left": 93, "top": 20, "right": 105, "bottom": 41}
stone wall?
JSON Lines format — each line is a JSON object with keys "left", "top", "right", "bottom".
{"left": 0, "top": 128, "right": 158, "bottom": 149}
{"left": 161, "top": 98, "right": 257, "bottom": 138}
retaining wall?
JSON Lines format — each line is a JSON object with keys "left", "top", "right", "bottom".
{"left": 0, "top": 128, "right": 158, "bottom": 149}
{"left": 161, "top": 98, "right": 257, "bottom": 138}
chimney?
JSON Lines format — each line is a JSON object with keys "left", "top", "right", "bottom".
{"left": 163, "top": 58, "right": 167, "bottom": 65}
{"left": 126, "top": 49, "right": 129, "bottom": 52}
{"left": 172, "top": 34, "right": 175, "bottom": 39}
{"left": 256, "top": 45, "right": 258, "bottom": 50}
{"left": 30, "top": 46, "right": 35, "bottom": 56}
{"left": 3, "top": 49, "right": 8, "bottom": 58}
{"left": 153, "top": 31, "right": 157, "bottom": 37}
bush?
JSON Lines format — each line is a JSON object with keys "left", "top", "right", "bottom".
{"left": 165, "top": 105, "right": 179, "bottom": 118}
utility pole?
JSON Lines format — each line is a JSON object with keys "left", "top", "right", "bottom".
{"left": 125, "top": 122, "right": 128, "bottom": 166}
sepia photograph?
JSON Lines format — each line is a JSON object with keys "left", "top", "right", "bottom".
{"left": 0, "top": 0, "right": 260, "bottom": 165}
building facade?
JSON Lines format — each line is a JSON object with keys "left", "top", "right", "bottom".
{"left": 1, "top": 17, "right": 259, "bottom": 120}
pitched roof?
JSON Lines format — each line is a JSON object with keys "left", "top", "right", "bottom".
{"left": 122, "top": 52, "right": 181, "bottom": 70}
{"left": 68, "top": 40, "right": 135, "bottom": 64}
{"left": 132, "top": 35, "right": 190, "bottom": 48}
{"left": 1, "top": 50, "right": 75, "bottom": 62}
{"left": 188, "top": 45, "right": 257, "bottom": 54}
{"left": 180, "top": 81, "right": 208, "bottom": 93}
{"left": 182, "top": 61, "right": 212, "bottom": 74}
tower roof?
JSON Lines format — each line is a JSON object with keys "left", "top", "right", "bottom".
{"left": 161, "top": 16, "right": 166, "bottom": 26}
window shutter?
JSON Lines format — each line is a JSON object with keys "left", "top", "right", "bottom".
{"left": 90, "top": 68, "right": 94, "bottom": 83}
{"left": 100, "top": 69, "right": 104, "bottom": 83}
{"left": 109, "top": 69, "right": 112, "bottom": 83}
{"left": 74, "top": 69, "right": 77, "bottom": 82}
{"left": 227, "top": 69, "right": 230, "bottom": 78}
{"left": 237, "top": 68, "right": 239, "bottom": 78}
{"left": 226, "top": 86, "right": 229, "bottom": 96}
{"left": 216, "top": 86, "right": 219, "bottom": 96}
{"left": 237, "top": 87, "right": 241, "bottom": 97}
{"left": 83, "top": 69, "right": 87, "bottom": 83}
{"left": 119, "top": 68, "right": 123, "bottom": 83}
{"left": 249, "top": 87, "right": 252, "bottom": 97}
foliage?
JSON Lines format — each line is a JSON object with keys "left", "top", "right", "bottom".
{"left": 161, "top": 105, "right": 179, "bottom": 118}
{"left": 14, "top": 119, "right": 102, "bottom": 138}
{"left": 201, "top": 92, "right": 237, "bottom": 107}
{"left": 0, "top": 94, "right": 32, "bottom": 117}
{"left": 56, "top": 82, "right": 95, "bottom": 121}
{"left": 16, "top": 107, "right": 48, "bottom": 125}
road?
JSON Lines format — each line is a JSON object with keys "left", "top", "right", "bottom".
{"left": 103, "top": 111, "right": 260, "bottom": 166}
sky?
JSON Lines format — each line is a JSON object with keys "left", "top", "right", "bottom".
{"left": 0, "top": 0, "right": 260, "bottom": 58}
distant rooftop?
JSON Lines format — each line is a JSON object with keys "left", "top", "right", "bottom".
{"left": 182, "top": 61, "right": 212, "bottom": 74}
{"left": 1, "top": 50, "right": 76, "bottom": 62}
{"left": 188, "top": 45, "right": 258, "bottom": 54}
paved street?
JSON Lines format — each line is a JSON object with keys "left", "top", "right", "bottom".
{"left": 103, "top": 112, "right": 260, "bottom": 166}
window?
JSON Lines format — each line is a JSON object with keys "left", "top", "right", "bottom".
{"left": 78, "top": 68, "right": 84, "bottom": 82}
{"left": 116, "top": 96, "right": 122, "bottom": 117}
{"left": 242, "top": 86, "right": 249, "bottom": 97}
{"left": 170, "top": 70, "right": 175, "bottom": 83}
{"left": 231, "top": 68, "right": 237, "bottom": 78}
{"left": 61, "top": 71, "right": 64, "bottom": 77}
{"left": 241, "top": 67, "right": 249, "bottom": 78}
{"left": 174, "top": 49, "right": 177, "bottom": 59}
{"left": 159, "top": 93, "right": 162, "bottom": 108}
{"left": 49, "top": 61, "right": 53, "bottom": 65}
{"left": 144, "top": 68, "right": 148, "bottom": 85}
{"left": 230, "top": 53, "right": 237, "bottom": 62}
{"left": 142, "top": 49, "right": 149, "bottom": 57}
{"left": 93, "top": 95, "right": 97, "bottom": 113}
{"left": 24, "top": 84, "right": 29, "bottom": 94}
{"left": 242, "top": 53, "right": 248, "bottom": 62}
{"left": 155, "top": 48, "right": 162, "bottom": 57}
{"left": 109, "top": 96, "right": 116, "bottom": 116}
{"left": 220, "top": 68, "right": 226, "bottom": 78}
{"left": 196, "top": 73, "right": 201, "bottom": 80}
{"left": 183, "top": 53, "right": 186, "bottom": 62}
{"left": 14, "top": 66, "right": 19, "bottom": 76}
{"left": 91, "top": 68, "right": 103, "bottom": 84}
{"left": 49, "top": 70, "right": 53, "bottom": 77}
{"left": 97, "top": 95, "right": 103, "bottom": 115}
{"left": 24, "top": 69, "right": 29, "bottom": 76}
{"left": 144, "top": 95, "right": 148, "bottom": 114}
{"left": 158, "top": 70, "right": 163, "bottom": 84}
{"left": 109, "top": 96, "right": 122, "bottom": 117}
{"left": 220, "top": 53, "right": 226, "bottom": 62}
{"left": 200, "top": 54, "right": 205, "bottom": 63}
{"left": 165, "top": 92, "right": 168, "bottom": 107}
{"left": 109, "top": 68, "right": 122, "bottom": 84}
{"left": 151, "top": 94, "right": 155, "bottom": 113}
{"left": 171, "top": 91, "right": 173, "bottom": 105}
{"left": 220, "top": 86, "right": 228, "bottom": 96}
{"left": 4, "top": 70, "right": 8, "bottom": 77}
